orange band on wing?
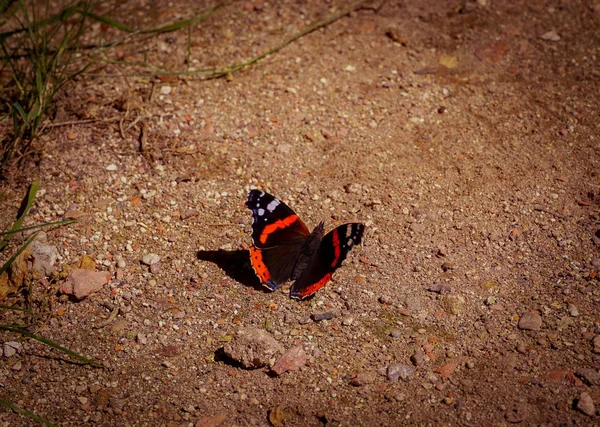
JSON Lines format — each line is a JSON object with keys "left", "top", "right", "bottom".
{"left": 294, "top": 273, "right": 332, "bottom": 299}
{"left": 259, "top": 215, "right": 299, "bottom": 244}
{"left": 249, "top": 246, "right": 271, "bottom": 284}
{"left": 330, "top": 228, "right": 341, "bottom": 268}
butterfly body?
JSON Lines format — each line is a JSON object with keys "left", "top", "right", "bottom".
{"left": 246, "top": 190, "right": 364, "bottom": 299}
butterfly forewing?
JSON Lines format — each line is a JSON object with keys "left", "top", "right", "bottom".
{"left": 290, "top": 223, "right": 364, "bottom": 299}
{"left": 246, "top": 190, "right": 310, "bottom": 290}
{"left": 246, "top": 190, "right": 310, "bottom": 248}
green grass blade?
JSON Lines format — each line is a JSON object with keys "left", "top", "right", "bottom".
{"left": 0, "top": 231, "right": 39, "bottom": 277}
{"left": 11, "top": 102, "right": 29, "bottom": 125}
{"left": 0, "top": 399, "right": 56, "bottom": 427}
{"left": 0, "top": 324, "right": 102, "bottom": 367}
{"left": 0, "top": 219, "right": 76, "bottom": 237}
{"left": 0, "top": 304, "right": 34, "bottom": 314}
{"left": 0, "top": 178, "right": 39, "bottom": 251}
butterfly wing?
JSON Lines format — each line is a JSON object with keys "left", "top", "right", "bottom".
{"left": 246, "top": 190, "right": 310, "bottom": 290}
{"left": 290, "top": 223, "right": 364, "bottom": 299}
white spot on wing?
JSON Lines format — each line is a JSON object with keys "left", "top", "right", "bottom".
{"left": 266, "top": 199, "right": 280, "bottom": 212}
{"left": 257, "top": 208, "right": 265, "bottom": 216}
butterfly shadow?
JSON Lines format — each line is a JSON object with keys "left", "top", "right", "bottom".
{"left": 196, "top": 249, "right": 266, "bottom": 292}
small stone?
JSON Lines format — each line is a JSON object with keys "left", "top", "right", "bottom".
{"left": 11, "top": 361, "right": 22, "bottom": 371}
{"left": 342, "top": 317, "right": 354, "bottom": 326}
{"left": 577, "top": 392, "right": 596, "bottom": 416}
{"left": 540, "top": 30, "right": 561, "bottom": 41}
{"left": 516, "top": 343, "right": 527, "bottom": 354}
{"left": 390, "top": 329, "right": 402, "bottom": 339}
{"left": 442, "top": 397, "right": 454, "bottom": 405}
{"left": 222, "top": 327, "right": 283, "bottom": 369}
{"left": 576, "top": 368, "right": 600, "bottom": 386}
{"left": 518, "top": 312, "right": 542, "bottom": 331}
{"left": 505, "top": 404, "right": 528, "bottom": 423}
{"left": 116, "top": 258, "right": 127, "bottom": 269}
{"left": 411, "top": 349, "right": 426, "bottom": 366}
{"left": 311, "top": 312, "right": 336, "bottom": 322}
{"left": 344, "top": 183, "right": 362, "bottom": 194}
{"left": 441, "top": 294, "right": 465, "bottom": 315}
{"left": 593, "top": 335, "right": 600, "bottom": 354}
{"left": 180, "top": 209, "right": 198, "bottom": 220}
{"left": 58, "top": 269, "right": 110, "bottom": 300}
{"left": 298, "top": 317, "right": 312, "bottom": 325}
{"left": 441, "top": 262, "right": 455, "bottom": 271}
{"left": 378, "top": 295, "right": 393, "bottom": 304}
{"left": 141, "top": 254, "right": 160, "bottom": 266}
{"left": 350, "top": 371, "right": 376, "bottom": 387}
{"left": 77, "top": 396, "right": 88, "bottom": 405}
{"left": 568, "top": 303, "right": 579, "bottom": 317}
{"left": 160, "top": 85, "right": 172, "bottom": 95}
{"left": 387, "top": 364, "right": 415, "bottom": 382}
{"left": 106, "top": 164, "right": 118, "bottom": 171}
{"left": 3, "top": 341, "right": 22, "bottom": 357}
{"left": 30, "top": 242, "right": 60, "bottom": 277}
{"left": 271, "top": 345, "right": 307, "bottom": 376}
{"left": 428, "top": 283, "right": 452, "bottom": 294}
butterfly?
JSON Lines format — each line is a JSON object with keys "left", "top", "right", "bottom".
{"left": 246, "top": 190, "right": 364, "bottom": 299}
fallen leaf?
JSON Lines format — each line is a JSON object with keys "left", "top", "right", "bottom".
{"left": 435, "top": 359, "right": 460, "bottom": 381}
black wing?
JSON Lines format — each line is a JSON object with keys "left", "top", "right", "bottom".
{"left": 246, "top": 190, "right": 310, "bottom": 290}
{"left": 290, "top": 223, "right": 364, "bottom": 299}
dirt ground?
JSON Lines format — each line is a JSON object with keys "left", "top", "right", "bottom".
{"left": 1, "top": 0, "right": 600, "bottom": 425}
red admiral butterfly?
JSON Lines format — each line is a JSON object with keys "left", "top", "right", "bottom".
{"left": 246, "top": 190, "right": 364, "bottom": 299}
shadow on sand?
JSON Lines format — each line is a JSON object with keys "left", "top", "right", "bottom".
{"left": 196, "top": 249, "right": 266, "bottom": 292}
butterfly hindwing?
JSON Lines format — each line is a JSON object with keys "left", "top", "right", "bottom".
{"left": 290, "top": 223, "right": 364, "bottom": 299}
{"left": 246, "top": 190, "right": 310, "bottom": 290}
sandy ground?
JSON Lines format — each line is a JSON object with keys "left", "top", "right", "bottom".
{"left": 1, "top": 0, "right": 600, "bottom": 425}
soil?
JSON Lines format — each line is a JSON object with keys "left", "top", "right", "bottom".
{"left": 1, "top": 0, "right": 600, "bottom": 426}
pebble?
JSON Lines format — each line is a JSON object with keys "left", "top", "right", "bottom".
{"left": 505, "top": 404, "right": 528, "bottom": 423}
{"left": 58, "top": 269, "right": 110, "bottom": 300}
{"left": 350, "top": 371, "right": 376, "bottom": 387}
{"left": 222, "top": 327, "right": 283, "bottom": 369}
{"left": 540, "top": 30, "right": 561, "bottom": 41}
{"left": 576, "top": 368, "right": 600, "bottom": 386}
{"left": 4, "top": 341, "right": 22, "bottom": 357}
{"left": 30, "top": 241, "right": 60, "bottom": 277}
{"left": 516, "top": 343, "right": 527, "bottom": 354}
{"left": 136, "top": 333, "right": 148, "bottom": 345}
{"left": 591, "top": 335, "right": 600, "bottom": 354}
{"left": 116, "top": 258, "right": 127, "bottom": 269}
{"left": 311, "top": 312, "right": 336, "bottom": 322}
{"left": 271, "top": 345, "right": 307, "bottom": 376}
{"left": 160, "top": 85, "right": 172, "bottom": 95}
{"left": 577, "top": 392, "right": 595, "bottom": 416}
{"left": 390, "top": 329, "right": 402, "bottom": 339}
{"left": 567, "top": 303, "right": 579, "bottom": 317}
{"left": 440, "top": 295, "right": 465, "bottom": 315}
{"left": 342, "top": 317, "right": 354, "bottom": 326}
{"left": 386, "top": 364, "right": 415, "bottom": 382}
{"left": 106, "top": 164, "right": 118, "bottom": 171}
{"left": 428, "top": 283, "right": 452, "bottom": 294}
{"left": 518, "top": 312, "right": 542, "bottom": 331}
{"left": 298, "top": 317, "right": 312, "bottom": 325}
{"left": 141, "top": 254, "right": 161, "bottom": 266}
{"left": 378, "top": 295, "right": 393, "bottom": 304}
{"left": 411, "top": 349, "right": 426, "bottom": 366}
{"left": 11, "top": 361, "right": 22, "bottom": 371}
